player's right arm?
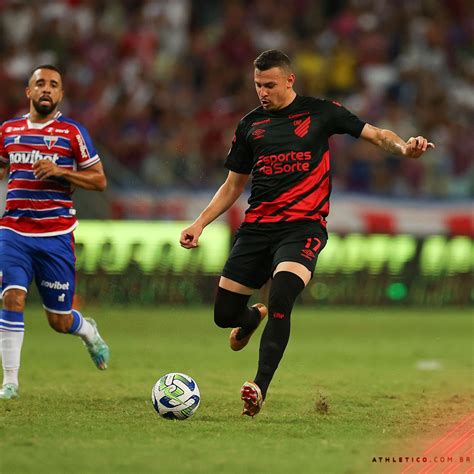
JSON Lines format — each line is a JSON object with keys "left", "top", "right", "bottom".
{"left": 360, "top": 124, "right": 435, "bottom": 158}
{"left": 180, "top": 171, "right": 249, "bottom": 248}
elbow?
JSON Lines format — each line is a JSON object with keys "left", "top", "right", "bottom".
{"left": 96, "top": 176, "right": 107, "bottom": 192}
{"left": 363, "top": 124, "right": 386, "bottom": 147}
{"left": 227, "top": 179, "right": 246, "bottom": 197}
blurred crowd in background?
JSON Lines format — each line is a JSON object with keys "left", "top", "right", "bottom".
{"left": 0, "top": 0, "right": 472, "bottom": 199}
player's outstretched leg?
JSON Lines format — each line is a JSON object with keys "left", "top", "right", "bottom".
{"left": 0, "top": 383, "right": 19, "bottom": 400}
{"left": 83, "top": 318, "right": 109, "bottom": 370}
{"left": 240, "top": 381, "right": 263, "bottom": 417}
{"left": 230, "top": 303, "right": 267, "bottom": 351}
{"left": 66, "top": 310, "right": 109, "bottom": 370}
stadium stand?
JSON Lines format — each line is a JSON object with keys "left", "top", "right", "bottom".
{"left": 0, "top": 0, "right": 472, "bottom": 219}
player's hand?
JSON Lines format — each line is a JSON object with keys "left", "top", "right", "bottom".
{"left": 180, "top": 224, "right": 203, "bottom": 249}
{"left": 33, "top": 159, "right": 64, "bottom": 180}
{"left": 404, "top": 136, "right": 435, "bottom": 159}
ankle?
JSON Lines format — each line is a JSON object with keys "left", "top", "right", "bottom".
{"left": 3, "top": 368, "right": 19, "bottom": 387}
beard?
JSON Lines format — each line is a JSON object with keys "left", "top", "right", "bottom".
{"left": 32, "top": 97, "right": 57, "bottom": 116}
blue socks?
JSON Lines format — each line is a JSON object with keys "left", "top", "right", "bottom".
{"left": 68, "top": 309, "right": 84, "bottom": 334}
{"left": 0, "top": 310, "right": 24, "bottom": 332}
{"left": 0, "top": 310, "right": 25, "bottom": 386}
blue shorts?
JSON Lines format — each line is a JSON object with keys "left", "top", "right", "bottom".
{"left": 0, "top": 229, "right": 76, "bottom": 313}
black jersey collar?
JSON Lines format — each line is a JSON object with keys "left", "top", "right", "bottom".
{"left": 265, "top": 95, "right": 303, "bottom": 116}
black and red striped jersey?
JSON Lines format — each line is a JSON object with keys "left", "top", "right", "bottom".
{"left": 225, "top": 95, "right": 365, "bottom": 226}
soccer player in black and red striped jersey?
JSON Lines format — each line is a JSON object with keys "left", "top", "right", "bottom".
{"left": 180, "top": 50, "right": 434, "bottom": 417}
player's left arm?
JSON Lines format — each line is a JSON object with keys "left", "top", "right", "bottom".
{"left": 360, "top": 123, "right": 435, "bottom": 158}
{"left": 32, "top": 160, "right": 107, "bottom": 191}
{"left": 0, "top": 165, "right": 8, "bottom": 180}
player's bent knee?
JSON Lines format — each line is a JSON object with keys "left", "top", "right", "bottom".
{"left": 214, "top": 305, "right": 236, "bottom": 328}
{"left": 214, "top": 287, "right": 250, "bottom": 328}
{"left": 2, "top": 289, "right": 27, "bottom": 312}
{"left": 47, "top": 312, "right": 73, "bottom": 333}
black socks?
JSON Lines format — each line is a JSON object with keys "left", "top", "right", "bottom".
{"left": 214, "top": 287, "right": 260, "bottom": 330}
{"left": 254, "top": 271, "right": 305, "bottom": 399}
{"left": 214, "top": 272, "right": 306, "bottom": 401}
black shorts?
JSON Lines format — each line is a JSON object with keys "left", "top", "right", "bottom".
{"left": 222, "top": 220, "right": 328, "bottom": 289}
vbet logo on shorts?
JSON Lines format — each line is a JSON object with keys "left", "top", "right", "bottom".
{"left": 40, "top": 280, "right": 70, "bottom": 291}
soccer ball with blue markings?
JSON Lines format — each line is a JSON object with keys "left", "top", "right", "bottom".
{"left": 151, "top": 373, "right": 201, "bottom": 420}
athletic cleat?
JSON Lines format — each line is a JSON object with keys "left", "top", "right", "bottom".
{"left": 0, "top": 383, "right": 19, "bottom": 400}
{"left": 241, "top": 381, "right": 263, "bottom": 417}
{"left": 84, "top": 318, "right": 109, "bottom": 370}
{"left": 230, "top": 303, "right": 267, "bottom": 351}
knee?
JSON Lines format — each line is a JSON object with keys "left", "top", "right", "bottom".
{"left": 47, "top": 313, "right": 73, "bottom": 333}
{"left": 3, "top": 290, "right": 26, "bottom": 312}
{"left": 214, "top": 304, "right": 233, "bottom": 328}
{"left": 214, "top": 287, "right": 248, "bottom": 328}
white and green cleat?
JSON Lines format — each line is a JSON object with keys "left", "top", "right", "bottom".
{"left": 0, "top": 383, "right": 19, "bottom": 400}
{"left": 84, "top": 318, "right": 109, "bottom": 370}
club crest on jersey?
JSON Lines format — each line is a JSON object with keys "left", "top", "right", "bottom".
{"left": 43, "top": 136, "right": 58, "bottom": 149}
{"left": 293, "top": 116, "right": 311, "bottom": 138}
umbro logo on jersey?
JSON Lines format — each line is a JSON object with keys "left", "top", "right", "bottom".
{"left": 252, "top": 128, "right": 266, "bottom": 140}
{"left": 293, "top": 116, "right": 311, "bottom": 138}
{"left": 300, "top": 248, "right": 315, "bottom": 261}
{"left": 43, "top": 136, "right": 58, "bottom": 149}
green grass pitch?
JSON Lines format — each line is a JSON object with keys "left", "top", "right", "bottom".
{"left": 0, "top": 306, "right": 472, "bottom": 474}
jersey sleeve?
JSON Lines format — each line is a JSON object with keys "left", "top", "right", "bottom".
{"left": 224, "top": 120, "right": 253, "bottom": 174}
{"left": 324, "top": 100, "right": 366, "bottom": 138}
{"left": 0, "top": 124, "right": 8, "bottom": 166}
{"left": 70, "top": 123, "right": 100, "bottom": 169}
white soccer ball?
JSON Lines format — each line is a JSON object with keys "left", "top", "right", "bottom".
{"left": 151, "top": 372, "right": 201, "bottom": 420}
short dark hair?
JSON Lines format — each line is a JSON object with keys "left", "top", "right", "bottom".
{"left": 29, "top": 64, "right": 63, "bottom": 80}
{"left": 253, "top": 50, "right": 292, "bottom": 72}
